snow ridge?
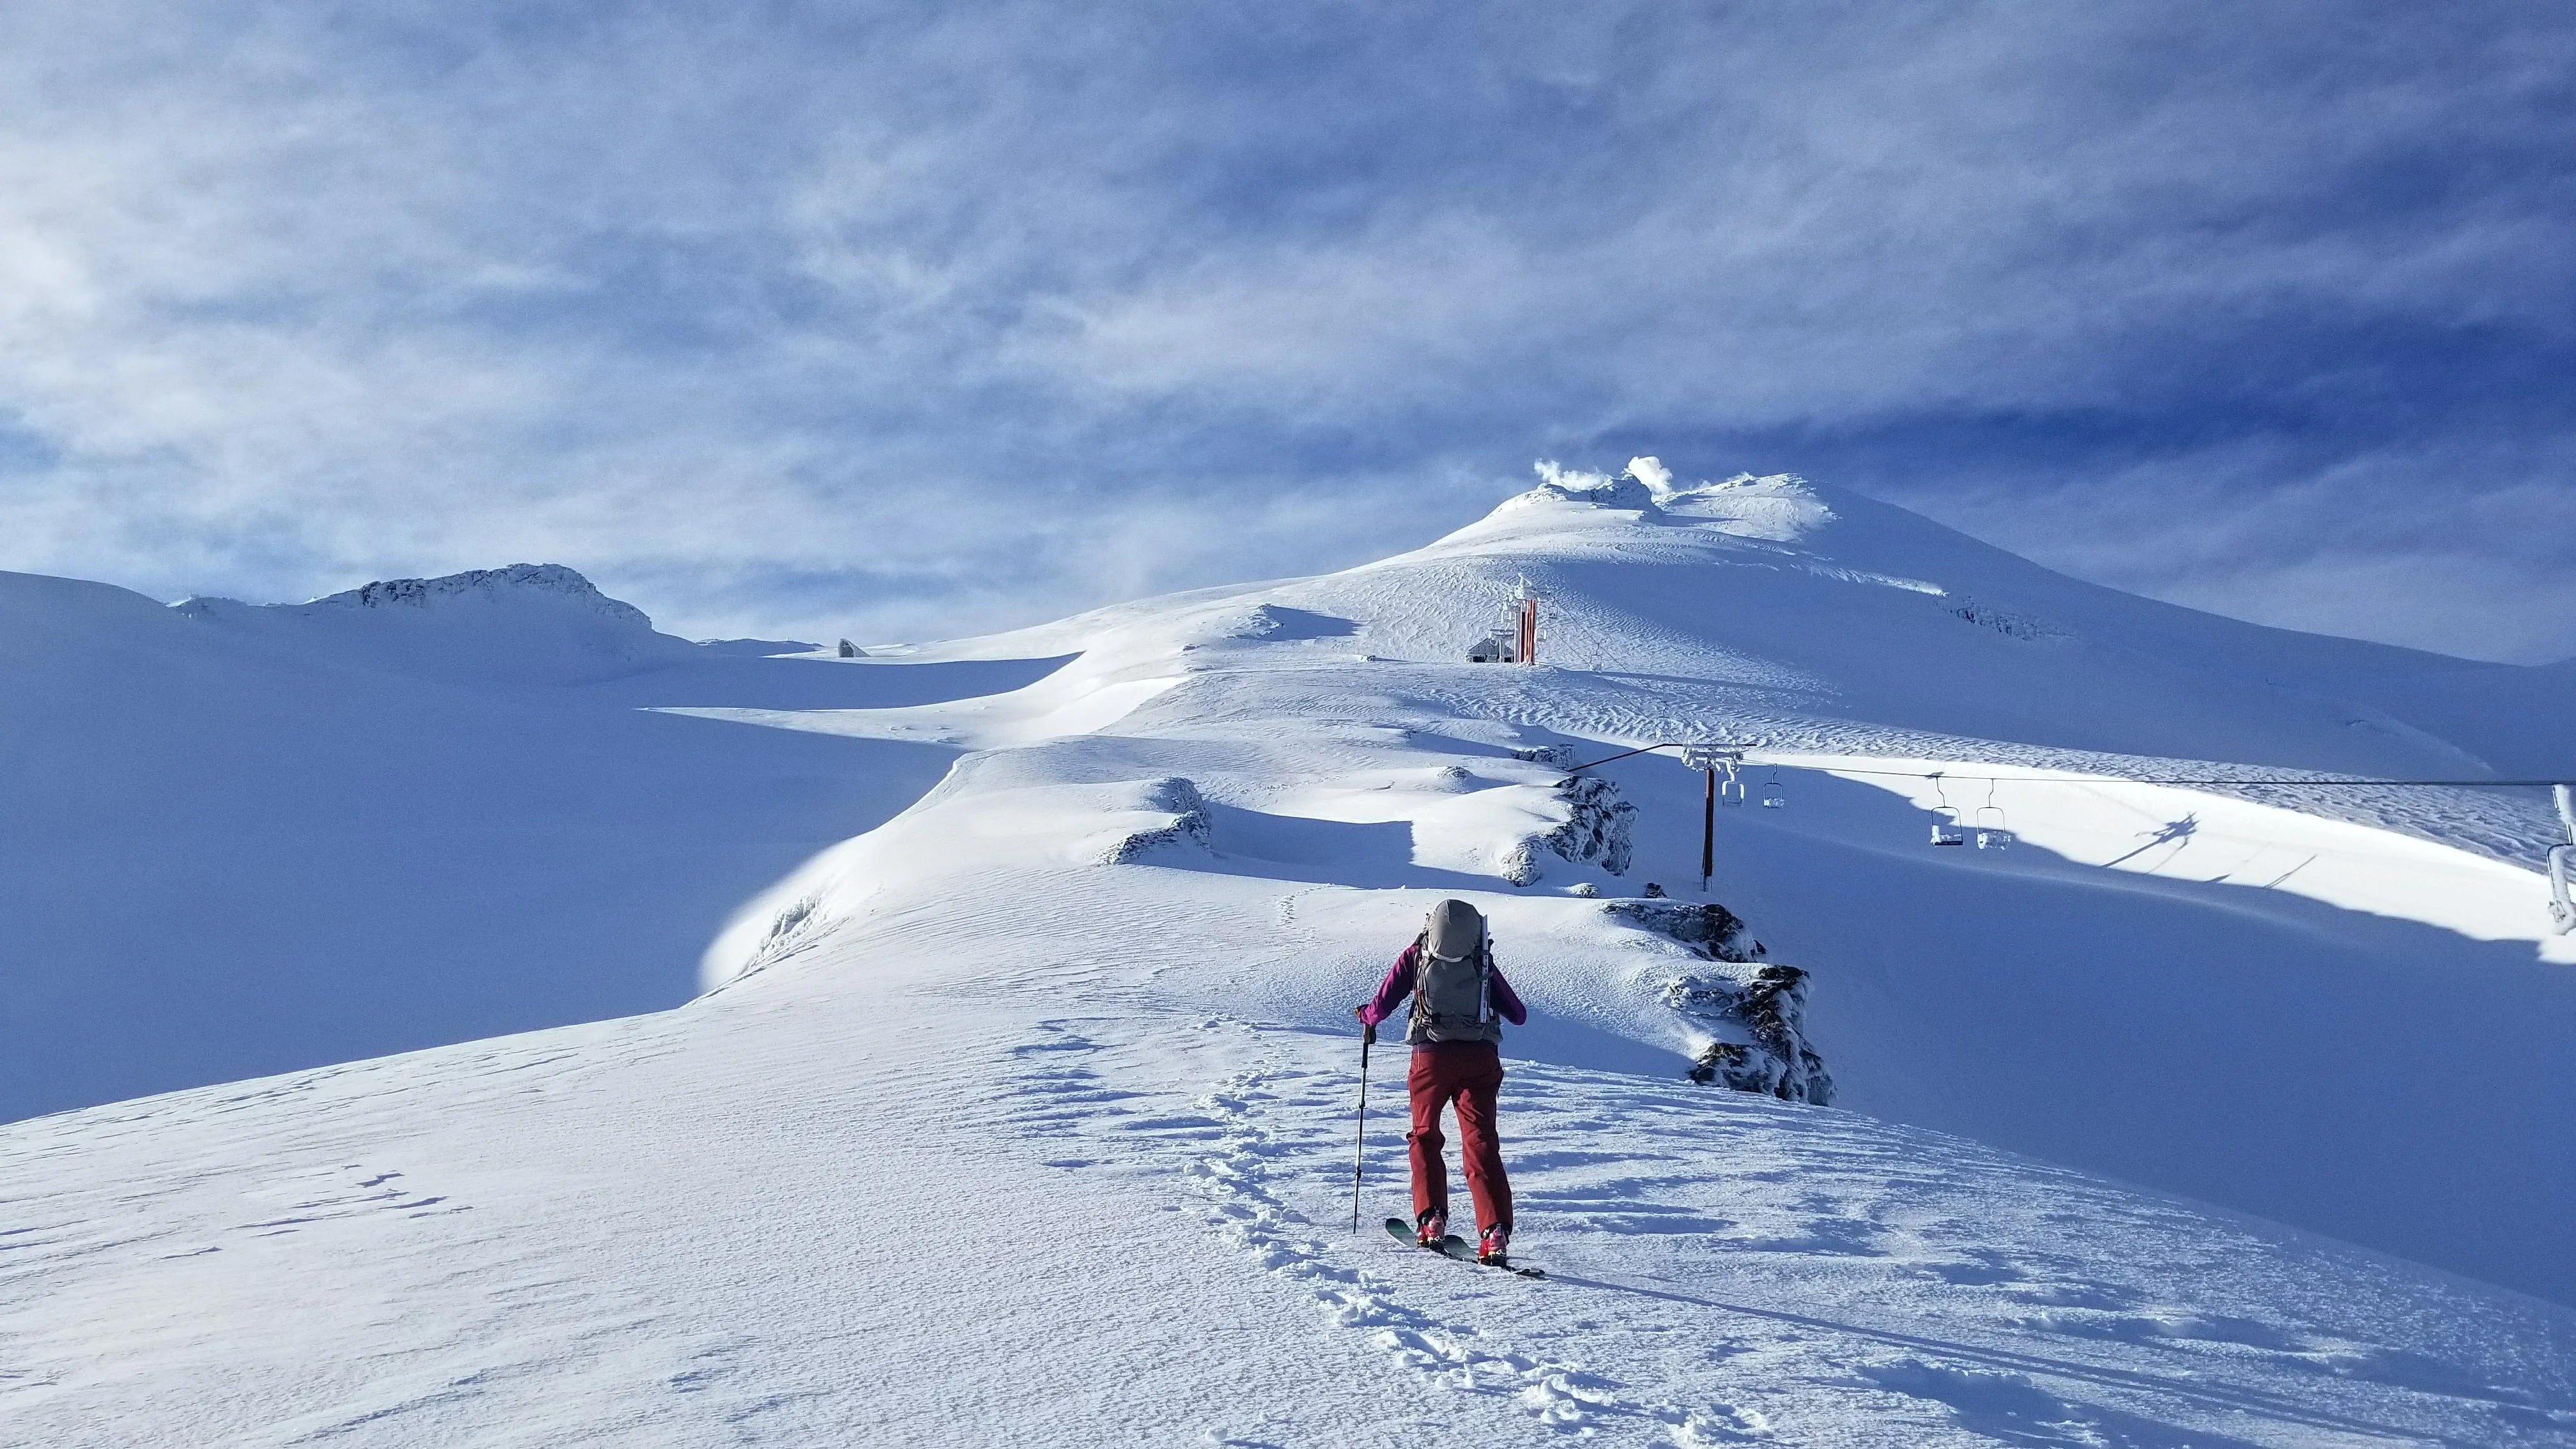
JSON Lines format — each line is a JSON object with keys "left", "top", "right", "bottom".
{"left": 167, "top": 561, "right": 699, "bottom": 685}
{"left": 11, "top": 454, "right": 2576, "bottom": 1446}
{"left": 303, "top": 563, "right": 654, "bottom": 629}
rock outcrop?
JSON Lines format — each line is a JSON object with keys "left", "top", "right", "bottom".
{"left": 1607, "top": 898, "right": 1832, "bottom": 1104}
{"left": 1503, "top": 771, "right": 1636, "bottom": 885}
{"left": 1663, "top": 967, "right": 1832, "bottom": 1103}
{"left": 1104, "top": 777, "right": 1213, "bottom": 863}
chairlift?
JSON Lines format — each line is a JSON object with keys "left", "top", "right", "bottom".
{"left": 1678, "top": 745, "right": 1747, "bottom": 893}
{"left": 1927, "top": 775, "right": 1966, "bottom": 846}
{"left": 1760, "top": 770, "right": 1786, "bottom": 808}
{"left": 2550, "top": 784, "right": 2575, "bottom": 935}
{"left": 1973, "top": 779, "right": 2015, "bottom": 850}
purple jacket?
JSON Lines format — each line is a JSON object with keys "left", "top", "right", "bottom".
{"left": 1360, "top": 939, "right": 1528, "bottom": 1036}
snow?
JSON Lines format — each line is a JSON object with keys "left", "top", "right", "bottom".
{"left": 7, "top": 461, "right": 2576, "bottom": 1445}
{"left": 1791, "top": 754, "right": 2576, "bottom": 958}
{"left": 0, "top": 565, "right": 1062, "bottom": 1121}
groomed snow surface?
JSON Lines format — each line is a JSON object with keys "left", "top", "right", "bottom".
{"left": 8, "top": 463, "right": 2576, "bottom": 1445}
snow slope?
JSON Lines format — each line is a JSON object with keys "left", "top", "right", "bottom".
{"left": 7, "top": 463, "right": 2576, "bottom": 1445}
{"left": 0, "top": 566, "right": 1062, "bottom": 1121}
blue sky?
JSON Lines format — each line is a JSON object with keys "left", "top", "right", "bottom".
{"left": 2, "top": 2, "right": 2570, "bottom": 659}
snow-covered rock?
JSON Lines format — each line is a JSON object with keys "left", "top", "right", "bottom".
{"left": 1665, "top": 965, "right": 1834, "bottom": 1102}
{"left": 1501, "top": 772, "right": 1636, "bottom": 884}
{"left": 302, "top": 562, "right": 647, "bottom": 622}
{"left": 172, "top": 563, "right": 701, "bottom": 685}
{"left": 1604, "top": 897, "right": 1832, "bottom": 1103}
{"left": 696, "top": 636, "right": 828, "bottom": 657}
{"left": 1607, "top": 896, "right": 1761, "bottom": 960}
{"left": 1101, "top": 776, "right": 1215, "bottom": 863}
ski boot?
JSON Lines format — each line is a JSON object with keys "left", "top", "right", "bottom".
{"left": 1414, "top": 1207, "right": 1448, "bottom": 1247}
{"left": 1477, "top": 1223, "right": 1511, "bottom": 1266}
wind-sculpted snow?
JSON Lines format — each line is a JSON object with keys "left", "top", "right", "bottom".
{"left": 12, "top": 908, "right": 2571, "bottom": 1446}
{"left": 13, "top": 823, "right": 2576, "bottom": 1448}
{"left": 0, "top": 567, "right": 1069, "bottom": 1120}
{"left": 1027, "top": 1020, "right": 2576, "bottom": 1445}
{"left": 670, "top": 465, "right": 2576, "bottom": 1305}
{"left": 9, "top": 463, "right": 2576, "bottom": 1443}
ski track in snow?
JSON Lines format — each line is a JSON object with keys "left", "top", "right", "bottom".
{"left": 994, "top": 1020, "right": 1789, "bottom": 1442}
{"left": 985, "top": 1015, "right": 2576, "bottom": 1447}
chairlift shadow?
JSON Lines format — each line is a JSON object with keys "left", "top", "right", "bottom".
{"left": 2101, "top": 814, "right": 2200, "bottom": 871}
{"left": 1641, "top": 762, "right": 2576, "bottom": 1303}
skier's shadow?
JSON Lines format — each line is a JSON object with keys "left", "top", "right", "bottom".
{"left": 1538, "top": 1271, "right": 2474, "bottom": 1443}
{"left": 2100, "top": 813, "right": 2200, "bottom": 870}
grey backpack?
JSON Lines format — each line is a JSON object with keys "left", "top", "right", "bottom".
{"left": 1407, "top": 899, "right": 1501, "bottom": 1045}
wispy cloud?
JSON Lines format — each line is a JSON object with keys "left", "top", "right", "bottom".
{"left": 1874, "top": 431, "right": 2576, "bottom": 662}
{"left": 0, "top": 2, "right": 2569, "bottom": 657}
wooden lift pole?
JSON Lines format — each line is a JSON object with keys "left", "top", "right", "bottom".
{"left": 1701, "top": 766, "right": 1715, "bottom": 891}
{"left": 1676, "top": 745, "right": 1743, "bottom": 895}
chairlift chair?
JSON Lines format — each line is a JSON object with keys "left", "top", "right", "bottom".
{"left": 1973, "top": 779, "right": 2015, "bottom": 850}
{"left": 1760, "top": 770, "right": 1786, "bottom": 808}
{"left": 1680, "top": 746, "right": 1749, "bottom": 804}
{"left": 1927, "top": 774, "right": 1966, "bottom": 846}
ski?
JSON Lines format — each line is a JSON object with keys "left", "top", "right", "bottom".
{"left": 1381, "top": 1211, "right": 1463, "bottom": 1248}
{"left": 1439, "top": 1234, "right": 1547, "bottom": 1278}
{"left": 1382, "top": 1216, "right": 1545, "bottom": 1277}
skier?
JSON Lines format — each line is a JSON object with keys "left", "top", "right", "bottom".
{"left": 1356, "top": 898, "right": 1528, "bottom": 1266}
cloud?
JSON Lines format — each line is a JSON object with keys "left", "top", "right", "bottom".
{"left": 0, "top": 1, "right": 2569, "bottom": 657}
{"left": 1865, "top": 429, "right": 2576, "bottom": 663}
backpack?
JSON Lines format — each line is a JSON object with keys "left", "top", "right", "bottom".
{"left": 1407, "top": 900, "right": 1501, "bottom": 1045}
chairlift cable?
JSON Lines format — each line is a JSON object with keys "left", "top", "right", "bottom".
{"left": 1566, "top": 744, "right": 2573, "bottom": 933}
{"left": 1565, "top": 742, "right": 2569, "bottom": 790}
{"left": 1820, "top": 770, "right": 2573, "bottom": 788}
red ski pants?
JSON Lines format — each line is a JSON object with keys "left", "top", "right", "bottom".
{"left": 1406, "top": 1041, "right": 1512, "bottom": 1233}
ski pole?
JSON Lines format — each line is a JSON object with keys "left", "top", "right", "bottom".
{"left": 1349, "top": 1019, "right": 1374, "bottom": 1230}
